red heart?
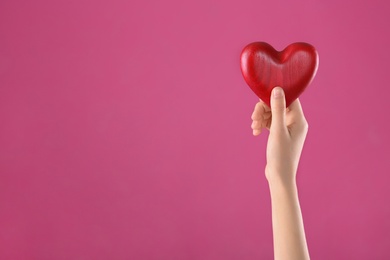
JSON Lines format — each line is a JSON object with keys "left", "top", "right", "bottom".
{"left": 240, "top": 42, "right": 319, "bottom": 107}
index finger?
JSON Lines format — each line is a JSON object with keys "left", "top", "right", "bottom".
{"left": 251, "top": 99, "right": 271, "bottom": 120}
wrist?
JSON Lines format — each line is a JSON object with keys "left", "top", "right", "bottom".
{"left": 266, "top": 164, "right": 296, "bottom": 182}
{"left": 268, "top": 177, "right": 299, "bottom": 202}
{"left": 266, "top": 169, "right": 297, "bottom": 191}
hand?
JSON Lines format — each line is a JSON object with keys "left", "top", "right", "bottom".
{"left": 251, "top": 87, "right": 308, "bottom": 185}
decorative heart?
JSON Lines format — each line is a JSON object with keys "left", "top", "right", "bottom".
{"left": 240, "top": 42, "right": 319, "bottom": 107}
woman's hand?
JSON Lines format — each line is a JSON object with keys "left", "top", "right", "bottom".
{"left": 251, "top": 87, "right": 308, "bottom": 185}
{"left": 251, "top": 87, "right": 311, "bottom": 260}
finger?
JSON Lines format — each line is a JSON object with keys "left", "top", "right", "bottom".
{"left": 260, "top": 98, "right": 271, "bottom": 112}
{"left": 251, "top": 101, "right": 268, "bottom": 120}
{"left": 270, "top": 87, "right": 287, "bottom": 131}
{"left": 263, "top": 111, "right": 272, "bottom": 120}
{"left": 251, "top": 120, "right": 262, "bottom": 130}
{"left": 265, "top": 119, "right": 271, "bottom": 130}
{"left": 253, "top": 129, "right": 261, "bottom": 136}
{"left": 261, "top": 119, "right": 269, "bottom": 128}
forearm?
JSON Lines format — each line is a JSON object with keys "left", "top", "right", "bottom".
{"left": 268, "top": 177, "right": 310, "bottom": 260}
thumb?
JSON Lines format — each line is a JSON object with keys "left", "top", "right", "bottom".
{"left": 270, "top": 87, "right": 286, "bottom": 131}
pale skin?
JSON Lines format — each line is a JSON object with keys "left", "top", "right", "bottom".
{"left": 251, "top": 87, "right": 310, "bottom": 260}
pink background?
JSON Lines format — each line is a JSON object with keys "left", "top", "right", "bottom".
{"left": 1, "top": 0, "right": 389, "bottom": 259}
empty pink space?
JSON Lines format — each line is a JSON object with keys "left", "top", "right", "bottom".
{"left": 0, "top": 0, "right": 389, "bottom": 259}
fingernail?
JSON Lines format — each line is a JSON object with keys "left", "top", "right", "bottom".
{"left": 273, "top": 87, "right": 283, "bottom": 98}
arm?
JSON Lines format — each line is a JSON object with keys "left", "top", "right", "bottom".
{"left": 251, "top": 87, "right": 310, "bottom": 260}
{"left": 268, "top": 177, "right": 309, "bottom": 260}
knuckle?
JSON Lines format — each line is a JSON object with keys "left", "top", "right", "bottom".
{"left": 303, "top": 117, "right": 308, "bottom": 127}
{"left": 251, "top": 121, "right": 256, "bottom": 129}
{"left": 302, "top": 120, "right": 308, "bottom": 128}
{"left": 300, "top": 120, "right": 309, "bottom": 133}
{"left": 251, "top": 120, "right": 261, "bottom": 129}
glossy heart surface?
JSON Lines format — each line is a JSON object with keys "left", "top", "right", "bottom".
{"left": 240, "top": 42, "right": 319, "bottom": 107}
